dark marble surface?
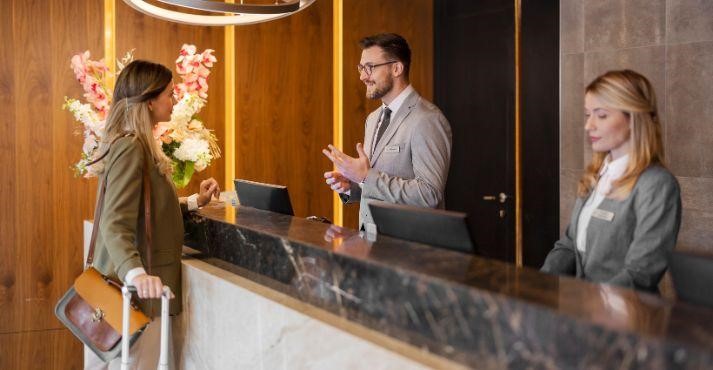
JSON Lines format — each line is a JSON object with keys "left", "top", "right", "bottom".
{"left": 184, "top": 203, "right": 713, "bottom": 369}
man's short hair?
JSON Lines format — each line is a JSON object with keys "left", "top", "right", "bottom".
{"left": 359, "top": 33, "right": 411, "bottom": 79}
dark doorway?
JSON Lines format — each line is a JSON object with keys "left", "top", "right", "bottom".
{"left": 435, "top": 0, "right": 559, "bottom": 266}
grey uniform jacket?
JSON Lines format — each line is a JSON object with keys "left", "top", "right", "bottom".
{"left": 541, "top": 165, "right": 682, "bottom": 293}
{"left": 342, "top": 89, "right": 452, "bottom": 229}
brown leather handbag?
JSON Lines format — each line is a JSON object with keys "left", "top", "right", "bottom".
{"left": 55, "top": 139, "right": 152, "bottom": 362}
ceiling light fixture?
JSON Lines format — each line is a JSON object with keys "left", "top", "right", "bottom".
{"left": 122, "top": 0, "right": 317, "bottom": 26}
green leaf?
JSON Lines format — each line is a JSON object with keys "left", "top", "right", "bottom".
{"left": 172, "top": 160, "right": 195, "bottom": 189}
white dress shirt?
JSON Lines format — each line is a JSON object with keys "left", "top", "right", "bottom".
{"left": 576, "top": 154, "right": 629, "bottom": 252}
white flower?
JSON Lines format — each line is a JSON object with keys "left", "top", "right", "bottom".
{"left": 82, "top": 133, "right": 98, "bottom": 155}
{"left": 173, "top": 137, "right": 210, "bottom": 162}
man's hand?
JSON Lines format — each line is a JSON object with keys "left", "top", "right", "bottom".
{"left": 198, "top": 178, "right": 220, "bottom": 207}
{"left": 322, "top": 143, "right": 370, "bottom": 183}
{"left": 324, "top": 171, "right": 351, "bottom": 194}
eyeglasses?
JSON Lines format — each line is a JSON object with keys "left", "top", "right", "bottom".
{"left": 357, "top": 61, "right": 397, "bottom": 76}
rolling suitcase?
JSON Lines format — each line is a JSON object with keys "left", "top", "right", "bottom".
{"left": 120, "top": 285, "right": 173, "bottom": 370}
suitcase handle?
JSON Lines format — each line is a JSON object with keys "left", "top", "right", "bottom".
{"left": 121, "top": 285, "right": 172, "bottom": 370}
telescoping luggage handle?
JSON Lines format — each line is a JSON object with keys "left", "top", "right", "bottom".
{"left": 120, "top": 285, "right": 172, "bottom": 370}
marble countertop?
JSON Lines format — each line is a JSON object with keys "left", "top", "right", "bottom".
{"left": 183, "top": 202, "right": 713, "bottom": 369}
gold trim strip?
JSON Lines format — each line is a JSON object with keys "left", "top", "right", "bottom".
{"left": 514, "top": 0, "right": 523, "bottom": 267}
{"left": 224, "top": 12, "right": 236, "bottom": 191}
{"left": 104, "top": 0, "right": 116, "bottom": 88}
{"left": 332, "top": 0, "right": 344, "bottom": 226}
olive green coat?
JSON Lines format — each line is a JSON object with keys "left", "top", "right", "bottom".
{"left": 93, "top": 136, "right": 184, "bottom": 316}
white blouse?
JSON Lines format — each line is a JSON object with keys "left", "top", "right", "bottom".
{"left": 576, "top": 154, "right": 629, "bottom": 252}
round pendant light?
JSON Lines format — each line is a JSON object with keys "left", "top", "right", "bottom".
{"left": 122, "top": 0, "right": 317, "bottom": 26}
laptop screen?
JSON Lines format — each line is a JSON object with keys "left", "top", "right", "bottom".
{"left": 234, "top": 179, "right": 294, "bottom": 216}
{"left": 368, "top": 200, "right": 475, "bottom": 254}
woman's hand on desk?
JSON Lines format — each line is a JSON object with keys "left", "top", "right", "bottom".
{"left": 133, "top": 274, "right": 174, "bottom": 299}
{"left": 197, "top": 178, "right": 220, "bottom": 207}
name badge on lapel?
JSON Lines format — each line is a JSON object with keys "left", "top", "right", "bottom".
{"left": 592, "top": 208, "right": 615, "bottom": 222}
{"left": 384, "top": 145, "right": 400, "bottom": 153}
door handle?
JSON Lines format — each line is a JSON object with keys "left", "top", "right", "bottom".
{"left": 482, "top": 192, "right": 509, "bottom": 204}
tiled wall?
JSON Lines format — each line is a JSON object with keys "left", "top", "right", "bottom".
{"left": 559, "top": 0, "right": 713, "bottom": 254}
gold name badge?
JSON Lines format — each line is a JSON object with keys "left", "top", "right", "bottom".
{"left": 592, "top": 209, "right": 615, "bottom": 222}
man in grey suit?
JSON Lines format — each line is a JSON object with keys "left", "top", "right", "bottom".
{"left": 323, "top": 33, "right": 452, "bottom": 231}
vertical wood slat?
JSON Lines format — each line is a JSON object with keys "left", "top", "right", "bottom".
{"left": 50, "top": 0, "right": 104, "bottom": 332}
{"left": 0, "top": 0, "right": 18, "bottom": 334}
{"left": 15, "top": 0, "right": 55, "bottom": 332}
{"left": 234, "top": 0, "right": 334, "bottom": 219}
{"left": 341, "top": 0, "right": 434, "bottom": 229}
{"left": 115, "top": 0, "right": 227, "bottom": 196}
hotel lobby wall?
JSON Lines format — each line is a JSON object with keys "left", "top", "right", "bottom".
{"left": 560, "top": 0, "right": 713, "bottom": 253}
{"left": 0, "top": 0, "right": 103, "bottom": 368}
{"left": 232, "top": 0, "right": 334, "bottom": 220}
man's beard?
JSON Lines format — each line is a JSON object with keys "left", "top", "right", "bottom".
{"left": 366, "top": 77, "right": 393, "bottom": 100}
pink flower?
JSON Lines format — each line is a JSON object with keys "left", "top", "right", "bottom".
{"left": 201, "top": 49, "right": 216, "bottom": 67}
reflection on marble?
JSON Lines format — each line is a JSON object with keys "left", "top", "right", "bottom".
{"left": 184, "top": 203, "right": 713, "bottom": 369}
{"left": 175, "top": 258, "right": 429, "bottom": 370}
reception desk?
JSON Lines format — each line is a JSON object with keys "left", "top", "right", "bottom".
{"left": 174, "top": 202, "right": 713, "bottom": 369}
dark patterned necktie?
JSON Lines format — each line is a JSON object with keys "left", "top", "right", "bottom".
{"left": 374, "top": 107, "right": 392, "bottom": 149}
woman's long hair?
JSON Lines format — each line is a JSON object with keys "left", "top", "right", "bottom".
{"left": 578, "top": 70, "right": 665, "bottom": 199}
{"left": 95, "top": 60, "right": 174, "bottom": 177}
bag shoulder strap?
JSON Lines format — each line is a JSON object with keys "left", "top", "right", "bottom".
{"left": 86, "top": 135, "right": 153, "bottom": 276}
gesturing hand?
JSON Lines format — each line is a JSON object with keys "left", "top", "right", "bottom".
{"left": 324, "top": 171, "right": 351, "bottom": 194}
{"left": 322, "top": 143, "right": 370, "bottom": 183}
{"left": 198, "top": 178, "right": 220, "bottom": 207}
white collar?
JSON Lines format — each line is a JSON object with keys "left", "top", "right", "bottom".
{"left": 382, "top": 84, "right": 414, "bottom": 117}
{"left": 596, "top": 154, "right": 629, "bottom": 195}
{"left": 599, "top": 153, "right": 629, "bottom": 178}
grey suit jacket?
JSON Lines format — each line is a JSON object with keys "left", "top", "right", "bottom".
{"left": 541, "top": 165, "right": 682, "bottom": 293}
{"left": 342, "top": 89, "right": 452, "bottom": 229}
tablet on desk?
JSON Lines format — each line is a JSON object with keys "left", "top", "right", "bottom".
{"left": 368, "top": 200, "right": 476, "bottom": 254}
{"left": 234, "top": 179, "right": 294, "bottom": 216}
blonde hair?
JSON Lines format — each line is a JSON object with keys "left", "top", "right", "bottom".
{"left": 578, "top": 70, "right": 665, "bottom": 199}
{"left": 95, "top": 60, "right": 174, "bottom": 177}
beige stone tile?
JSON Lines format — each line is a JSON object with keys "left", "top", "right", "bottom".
{"left": 584, "top": 0, "right": 665, "bottom": 51}
{"left": 559, "top": 168, "right": 581, "bottom": 235}
{"left": 561, "top": 0, "right": 584, "bottom": 53}
{"left": 665, "top": 41, "right": 713, "bottom": 177}
{"left": 667, "top": 0, "right": 713, "bottom": 44}
{"left": 675, "top": 176, "right": 713, "bottom": 254}
{"left": 561, "top": 53, "right": 585, "bottom": 170}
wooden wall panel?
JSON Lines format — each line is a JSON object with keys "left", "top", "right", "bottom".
{"left": 0, "top": 0, "right": 19, "bottom": 334}
{"left": 116, "top": 0, "right": 226, "bottom": 196}
{"left": 234, "top": 1, "right": 334, "bottom": 219}
{"left": 341, "top": 0, "right": 434, "bottom": 229}
{"left": 0, "top": 0, "right": 103, "bottom": 367}
{"left": 0, "top": 330, "right": 83, "bottom": 370}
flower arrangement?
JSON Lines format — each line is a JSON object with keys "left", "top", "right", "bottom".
{"left": 63, "top": 44, "right": 221, "bottom": 188}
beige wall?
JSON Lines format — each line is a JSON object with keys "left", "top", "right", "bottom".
{"left": 559, "top": 0, "right": 713, "bottom": 254}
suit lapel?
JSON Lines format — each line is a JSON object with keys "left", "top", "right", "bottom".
{"left": 370, "top": 91, "right": 420, "bottom": 167}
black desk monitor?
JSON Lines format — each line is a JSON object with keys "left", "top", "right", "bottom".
{"left": 368, "top": 201, "right": 475, "bottom": 254}
{"left": 234, "top": 179, "right": 294, "bottom": 216}
{"left": 670, "top": 251, "right": 713, "bottom": 308}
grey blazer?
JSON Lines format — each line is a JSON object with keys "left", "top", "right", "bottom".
{"left": 541, "top": 165, "right": 682, "bottom": 293}
{"left": 342, "top": 89, "right": 452, "bottom": 229}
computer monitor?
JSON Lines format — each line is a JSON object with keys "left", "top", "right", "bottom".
{"left": 234, "top": 179, "right": 294, "bottom": 216}
{"left": 368, "top": 201, "right": 476, "bottom": 254}
{"left": 670, "top": 250, "right": 713, "bottom": 308}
